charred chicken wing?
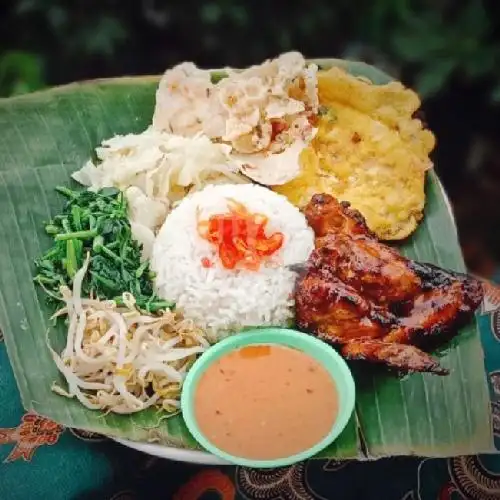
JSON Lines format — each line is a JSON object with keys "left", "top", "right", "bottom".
{"left": 295, "top": 194, "right": 484, "bottom": 375}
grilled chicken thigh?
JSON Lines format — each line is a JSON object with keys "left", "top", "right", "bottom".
{"left": 295, "top": 194, "right": 484, "bottom": 375}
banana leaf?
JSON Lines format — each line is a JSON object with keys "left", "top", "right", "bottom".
{"left": 0, "top": 60, "right": 493, "bottom": 459}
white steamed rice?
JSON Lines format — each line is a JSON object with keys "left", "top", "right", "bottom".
{"left": 151, "top": 184, "right": 314, "bottom": 341}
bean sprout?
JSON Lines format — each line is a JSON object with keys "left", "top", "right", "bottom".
{"left": 49, "top": 257, "right": 208, "bottom": 414}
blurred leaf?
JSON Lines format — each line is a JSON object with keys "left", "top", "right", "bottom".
{"left": 80, "top": 16, "right": 126, "bottom": 57}
{"left": 46, "top": 5, "right": 68, "bottom": 30}
{"left": 0, "top": 51, "right": 45, "bottom": 97}
{"left": 414, "top": 58, "right": 457, "bottom": 98}
{"left": 457, "top": 0, "right": 490, "bottom": 38}
{"left": 363, "top": 0, "right": 400, "bottom": 46}
{"left": 10, "top": 80, "right": 33, "bottom": 95}
{"left": 387, "top": 0, "right": 500, "bottom": 103}
{"left": 277, "top": 28, "right": 292, "bottom": 50}
{"left": 463, "top": 47, "right": 497, "bottom": 79}
{"left": 392, "top": 30, "right": 448, "bottom": 63}
{"left": 14, "top": 0, "right": 38, "bottom": 15}
{"left": 394, "top": 0, "right": 418, "bottom": 25}
{"left": 228, "top": 5, "right": 248, "bottom": 27}
{"left": 298, "top": 14, "right": 318, "bottom": 36}
{"left": 203, "top": 34, "right": 221, "bottom": 52}
{"left": 200, "top": 3, "right": 222, "bottom": 24}
{"left": 141, "top": 0, "right": 171, "bottom": 28}
{"left": 490, "top": 82, "right": 500, "bottom": 104}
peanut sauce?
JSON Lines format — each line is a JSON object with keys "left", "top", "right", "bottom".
{"left": 194, "top": 344, "right": 338, "bottom": 460}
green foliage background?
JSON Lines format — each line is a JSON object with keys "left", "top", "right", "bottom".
{"left": 2, "top": 0, "right": 500, "bottom": 101}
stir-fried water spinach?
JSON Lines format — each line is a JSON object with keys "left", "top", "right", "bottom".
{"left": 34, "top": 186, "right": 173, "bottom": 313}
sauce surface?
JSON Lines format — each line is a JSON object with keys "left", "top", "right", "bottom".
{"left": 194, "top": 344, "right": 338, "bottom": 460}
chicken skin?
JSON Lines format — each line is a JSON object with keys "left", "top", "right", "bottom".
{"left": 295, "top": 194, "right": 484, "bottom": 375}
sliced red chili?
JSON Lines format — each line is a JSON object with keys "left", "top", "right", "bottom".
{"left": 270, "top": 119, "right": 289, "bottom": 141}
{"left": 197, "top": 199, "right": 284, "bottom": 271}
{"left": 254, "top": 232, "right": 284, "bottom": 256}
{"left": 218, "top": 242, "right": 238, "bottom": 269}
{"left": 201, "top": 257, "right": 213, "bottom": 268}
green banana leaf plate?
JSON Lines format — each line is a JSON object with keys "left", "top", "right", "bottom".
{"left": 0, "top": 59, "right": 494, "bottom": 461}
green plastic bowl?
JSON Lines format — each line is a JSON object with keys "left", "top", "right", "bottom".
{"left": 180, "top": 328, "right": 356, "bottom": 468}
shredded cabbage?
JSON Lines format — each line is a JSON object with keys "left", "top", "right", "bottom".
{"left": 72, "top": 128, "right": 249, "bottom": 254}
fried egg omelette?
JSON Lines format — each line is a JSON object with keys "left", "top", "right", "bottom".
{"left": 275, "top": 66, "right": 436, "bottom": 240}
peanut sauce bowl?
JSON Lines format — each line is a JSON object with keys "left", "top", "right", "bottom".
{"left": 180, "top": 328, "right": 356, "bottom": 468}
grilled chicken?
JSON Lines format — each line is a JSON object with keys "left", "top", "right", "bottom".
{"left": 295, "top": 194, "right": 484, "bottom": 375}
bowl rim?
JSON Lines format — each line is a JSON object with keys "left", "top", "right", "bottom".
{"left": 180, "top": 327, "right": 356, "bottom": 468}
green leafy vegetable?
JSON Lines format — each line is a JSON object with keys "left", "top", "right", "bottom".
{"left": 318, "top": 104, "right": 337, "bottom": 123}
{"left": 210, "top": 70, "right": 229, "bottom": 84}
{"left": 34, "top": 186, "right": 173, "bottom": 313}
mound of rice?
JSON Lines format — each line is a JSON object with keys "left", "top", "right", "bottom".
{"left": 152, "top": 184, "right": 314, "bottom": 340}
